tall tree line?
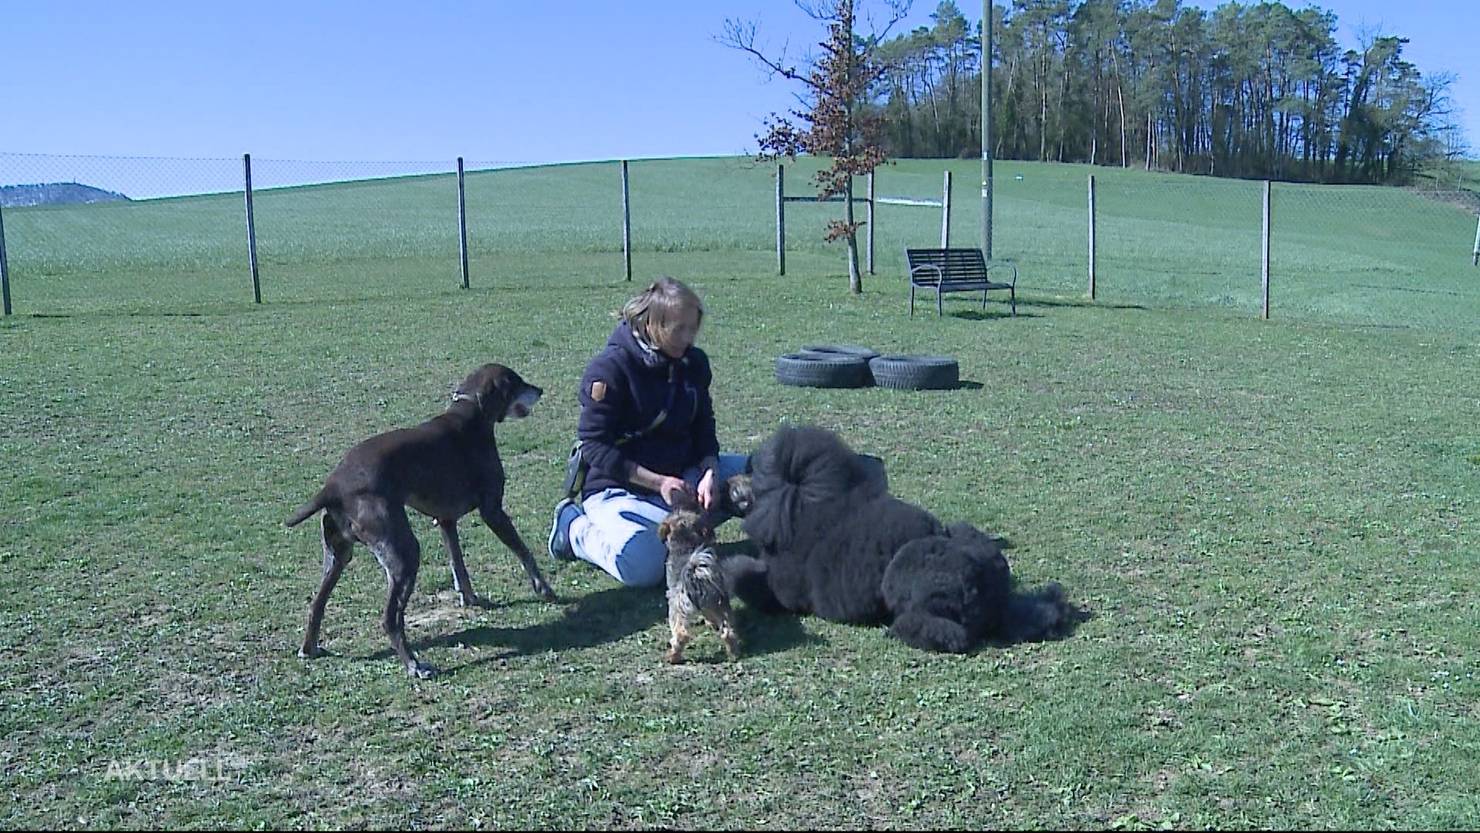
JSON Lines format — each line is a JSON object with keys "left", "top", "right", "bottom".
{"left": 871, "top": 0, "right": 1463, "bottom": 184}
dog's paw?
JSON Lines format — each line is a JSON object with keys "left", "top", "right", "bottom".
{"left": 407, "top": 661, "right": 439, "bottom": 680}
{"left": 298, "top": 643, "right": 324, "bottom": 659}
{"left": 664, "top": 648, "right": 686, "bottom": 665}
{"left": 533, "top": 580, "right": 558, "bottom": 602}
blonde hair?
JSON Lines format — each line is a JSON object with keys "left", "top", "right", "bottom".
{"left": 620, "top": 276, "right": 704, "bottom": 351}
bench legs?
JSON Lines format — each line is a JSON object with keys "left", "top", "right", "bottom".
{"left": 911, "top": 285, "right": 1016, "bottom": 317}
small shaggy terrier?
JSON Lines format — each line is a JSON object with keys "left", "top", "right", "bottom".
{"left": 656, "top": 498, "right": 740, "bottom": 663}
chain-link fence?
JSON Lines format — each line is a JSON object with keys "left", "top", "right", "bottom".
{"left": 2, "top": 151, "right": 1476, "bottom": 329}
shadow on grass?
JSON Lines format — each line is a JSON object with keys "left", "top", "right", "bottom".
{"left": 10, "top": 282, "right": 625, "bottom": 321}
{"left": 941, "top": 297, "right": 1149, "bottom": 320}
{"left": 385, "top": 540, "right": 824, "bottom": 670}
{"left": 426, "top": 584, "right": 668, "bottom": 664}
{"left": 1020, "top": 296, "right": 1148, "bottom": 311}
{"left": 941, "top": 308, "right": 1027, "bottom": 321}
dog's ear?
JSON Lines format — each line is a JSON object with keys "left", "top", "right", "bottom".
{"left": 479, "top": 367, "right": 510, "bottom": 421}
{"left": 453, "top": 364, "right": 512, "bottom": 422}
{"left": 668, "top": 490, "right": 701, "bottom": 513}
{"left": 657, "top": 518, "right": 673, "bottom": 542}
{"left": 452, "top": 366, "right": 496, "bottom": 414}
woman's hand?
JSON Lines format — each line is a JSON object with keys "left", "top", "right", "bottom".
{"left": 631, "top": 464, "right": 692, "bottom": 506}
{"left": 696, "top": 466, "right": 719, "bottom": 511}
{"left": 658, "top": 476, "right": 693, "bottom": 507}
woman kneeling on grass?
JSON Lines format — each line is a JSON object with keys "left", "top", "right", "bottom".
{"left": 547, "top": 276, "right": 748, "bottom": 587}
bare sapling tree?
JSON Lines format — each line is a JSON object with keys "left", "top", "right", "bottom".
{"left": 722, "top": 0, "right": 911, "bottom": 294}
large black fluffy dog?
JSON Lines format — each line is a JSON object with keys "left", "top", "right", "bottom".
{"left": 729, "top": 425, "right": 1072, "bottom": 653}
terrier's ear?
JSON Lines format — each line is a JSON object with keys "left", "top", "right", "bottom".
{"left": 697, "top": 513, "right": 718, "bottom": 536}
{"left": 657, "top": 519, "right": 673, "bottom": 542}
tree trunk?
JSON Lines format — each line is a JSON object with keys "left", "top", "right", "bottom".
{"left": 1112, "top": 48, "right": 1128, "bottom": 168}
{"left": 1040, "top": 67, "right": 1050, "bottom": 161}
{"left": 1146, "top": 110, "right": 1154, "bottom": 170}
{"left": 845, "top": 176, "right": 862, "bottom": 294}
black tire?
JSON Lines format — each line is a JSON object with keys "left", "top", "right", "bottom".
{"left": 775, "top": 353, "right": 871, "bottom": 388}
{"left": 799, "top": 345, "right": 880, "bottom": 385}
{"left": 799, "top": 344, "right": 880, "bottom": 362}
{"left": 867, "top": 355, "right": 960, "bottom": 390}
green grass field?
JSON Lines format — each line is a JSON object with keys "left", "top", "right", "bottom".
{"left": 2, "top": 158, "right": 1477, "bottom": 829}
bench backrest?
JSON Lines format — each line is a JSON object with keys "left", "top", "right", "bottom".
{"left": 905, "top": 248, "right": 988, "bottom": 285}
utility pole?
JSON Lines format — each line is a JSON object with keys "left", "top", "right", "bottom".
{"left": 981, "top": 0, "right": 993, "bottom": 259}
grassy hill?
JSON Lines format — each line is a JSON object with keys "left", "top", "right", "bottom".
{"left": 1, "top": 158, "right": 1477, "bottom": 828}
{"left": 4, "top": 156, "right": 1477, "bottom": 329}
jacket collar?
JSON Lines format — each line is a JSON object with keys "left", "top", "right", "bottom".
{"left": 609, "top": 323, "right": 687, "bottom": 371}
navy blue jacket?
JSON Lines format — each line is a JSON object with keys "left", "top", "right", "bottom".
{"left": 576, "top": 323, "right": 720, "bottom": 498}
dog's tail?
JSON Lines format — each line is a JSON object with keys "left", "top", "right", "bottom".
{"left": 1002, "top": 582, "right": 1074, "bottom": 642}
{"left": 285, "top": 488, "right": 330, "bottom": 528}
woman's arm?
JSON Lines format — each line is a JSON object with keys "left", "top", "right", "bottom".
{"left": 628, "top": 462, "right": 692, "bottom": 505}
{"left": 576, "top": 364, "right": 630, "bottom": 482}
{"left": 690, "top": 352, "right": 722, "bottom": 509}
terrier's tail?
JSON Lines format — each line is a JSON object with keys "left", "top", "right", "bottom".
{"left": 681, "top": 548, "right": 729, "bottom": 610}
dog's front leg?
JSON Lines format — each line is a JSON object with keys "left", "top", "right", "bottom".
{"left": 665, "top": 600, "right": 692, "bottom": 664}
{"left": 436, "top": 519, "right": 485, "bottom": 608}
{"left": 478, "top": 502, "right": 557, "bottom": 601}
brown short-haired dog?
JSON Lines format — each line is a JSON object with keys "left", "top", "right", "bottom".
{"left": 656, "top": 496, "right": 739, "bottom": 664}
{"left": 285, "top": 363, "right": 555, "bottom": 679}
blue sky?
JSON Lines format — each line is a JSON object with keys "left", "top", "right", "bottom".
{"left": 2, "top": 0, "right": 1476, "bottom": 166}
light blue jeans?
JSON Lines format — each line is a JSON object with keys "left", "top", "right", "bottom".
{"left": 568, "top": 453, "right": 749, "bottom": 587}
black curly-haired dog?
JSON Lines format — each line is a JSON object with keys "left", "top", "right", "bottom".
{"left": 725, "top": 425, "right": 1073, "bottom": 653}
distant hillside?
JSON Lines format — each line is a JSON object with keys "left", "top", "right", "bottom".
{"left": 0, "top": 182, "right": 130, "bottom": 208}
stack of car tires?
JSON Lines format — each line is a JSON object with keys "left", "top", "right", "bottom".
{"left": 775, "top": 345, "right": 959, "bottom": 391}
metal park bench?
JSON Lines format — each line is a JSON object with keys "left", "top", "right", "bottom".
{"left": 905, "top": 247, "right": 1017, "bottom": 317}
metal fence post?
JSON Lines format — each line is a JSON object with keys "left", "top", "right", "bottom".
{"left": 243, "top": 153, "right": 262, "bottom": 305}
{"left": 864, "top": 170, "right": 870, "bottom": 276}
{"left": 621, "top": 160, "right": 632, "bottom": 282}
{"left": 457, "top": 157, "right": 470, "bottom": 290}
{"left": 776, "top": 163, "right": 785, "bottom": 276}
{"left": 0, "top": 202, "right": 12, "bottom": 316}
{"left": 1088, "top": 174, "right": 1097, "bottom": 300}
{"left": 940, "top": 170, "right": 952, "bottom": 248}
{"left": 1261, "top": 180, "right": 1271, "bottom": 320}
{"left": 1472, "top": 213, "right": 1479, "bottom": 267}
